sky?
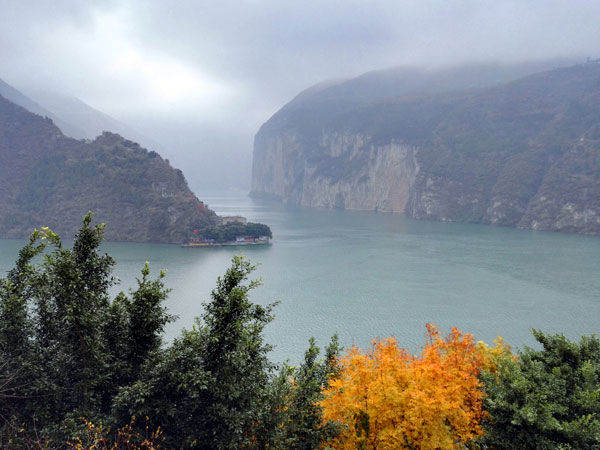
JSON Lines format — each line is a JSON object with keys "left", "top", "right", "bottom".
{"left": 1, "top": 0, "right": 600, "bottom": 191}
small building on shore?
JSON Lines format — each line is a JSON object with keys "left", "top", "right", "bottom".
{"left": 220, "top": 215, "right": 247, "bottom": 225}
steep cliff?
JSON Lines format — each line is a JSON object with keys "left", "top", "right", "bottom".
{"left": 0, "top": 94, "right": 218, "bottom": 243}
{"left": 252, "top": 131, "right": 419, "bottom": 212}
{"left": 251, "top": 62, "right": 600, "bottom": 234}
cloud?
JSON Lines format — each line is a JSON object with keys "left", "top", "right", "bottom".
{"left": 1, "top": 0, "right": 600, "bottom": 188}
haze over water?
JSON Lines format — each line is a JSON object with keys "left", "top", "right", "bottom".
{"left": 1, "top": 191, "right": 598, "bottom": 363}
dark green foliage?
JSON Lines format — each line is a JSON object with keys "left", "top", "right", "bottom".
{"left": 126, "top": 263, "right": 173, "bottom": 377}
{"left": 112, "top": 327, "right": 212, "bottom": 447}
{"left": 0, "top": 215, "right": 341, "bottom": 448}
{"left": 113, "top": 255, "right": 340, "bottom": 450}
{"left": 480, "top": 330, "right": 600, "bottom": 449}
{"left": 284, "top": 336, "right": 342, "bottom": 449}
{"left": 248, "top": 336, "right": 342, "bottom": 450}
{"left": 0, "top": 213, "right": 173, "bottom": 445}
{"left": 198, "top": 222, "right": 273, "bottom": 243}
{"left": 114, "top": 255, "right": 277, "bottom": 449}
{"left": 199, "top": 257, "right": 275, "bottom": 447}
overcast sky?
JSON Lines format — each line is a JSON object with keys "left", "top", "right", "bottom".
{"left": 1, "top": 0, "right": 600, "bottom": 190}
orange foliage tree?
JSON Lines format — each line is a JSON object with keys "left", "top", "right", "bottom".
{"left": 320, "top": 325, "right": 501, "bottom": 450}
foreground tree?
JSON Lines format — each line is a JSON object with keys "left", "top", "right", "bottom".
{"left": 0, "top": 216, "right": 342, "bottom": 448}
{"left": 0, "top": 214, "right": 173, "bottom": 445}
{"left": 258, "top": 336, "right": 341, "bottom": 450}
{"left": 321, "top": 325, "right": 491, "bottom": 450}
{"left": 480, "top": 331, "right": 600, "bottom": 449}
{"left": 114, "top": 255, "right": 278, "bottom": 449}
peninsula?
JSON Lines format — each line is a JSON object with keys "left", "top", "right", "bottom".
{"left": 0, "top": 87, "right": 276, "bottom": 244}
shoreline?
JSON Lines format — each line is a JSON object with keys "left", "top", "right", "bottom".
{"left": 181, "top": 240, "right": 271, "bottom": 248}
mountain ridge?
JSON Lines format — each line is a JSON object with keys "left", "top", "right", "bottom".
{"left": 0, "top": 76, "right": 164, "bottom": 153}
{"left": 251, "top": 61, "right": 600, "bottom": 235}
{"left": 0, "top": 77, "right": 87, "bottom": 138}
{"left": 25, "top": 88, "right": 165, "bottom": 152}
{"left": 0, "top": 93, "right": 217, "bottom": 243}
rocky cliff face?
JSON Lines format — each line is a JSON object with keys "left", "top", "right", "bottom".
{"left": 252, "top": 132, "right": 418, "bottom": 212}
{"left": 0, "top": 94, "right": 217, "bottom": 243}
{"left": 252, "top": 62, "right": 600, "bottom": 235}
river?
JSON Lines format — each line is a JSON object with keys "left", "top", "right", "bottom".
{"left": 1, "top": 190, "right": 598, "bottom": 363}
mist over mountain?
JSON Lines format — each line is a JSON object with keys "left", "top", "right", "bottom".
{"left": 0, "top": 77, "right": 164, "bottom": 154}
{"left": 279, "top": 59, "right": 576, "bottom": 116}
{"left": 0, "top": 92, "right": 217, "bottom": 243}
{"left": 252, "top": 61, "right": 600, "bottom": 235}
{"left": 2, "top": 0, "right": 600, "bottom": 193}
{"left": 1, "top": 77, "right": 250, "bottom": 192}
{"left": 25, "top": 89, "right": 164, "bottom": 151}
{"left": 123, "top": 117, "right": 253, "bottom": 193}
{"left": 0, "top": 77, "right": 87, "bottom": 138}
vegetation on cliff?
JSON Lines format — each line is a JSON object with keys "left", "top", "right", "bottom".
{"left": 196, "top": 222, "right": 273, "bottom": 243}
{"left": 0, "top": 94, "right": 217, "bottom": 243}
{"left": 1, "top": 217, "right": 599, "bottom": 448}
{"left": 252, "top": 62, "right": 600, "bottom": 235}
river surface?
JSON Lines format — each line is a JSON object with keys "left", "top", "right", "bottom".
{"left": 1, "top": 190, "right": 599, "bottom": 363}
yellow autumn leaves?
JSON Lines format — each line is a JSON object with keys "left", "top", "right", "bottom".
{"left": 320, "top": 325, "right": 510, "bottom": 450}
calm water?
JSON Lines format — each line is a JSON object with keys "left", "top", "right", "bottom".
{"left": 1, "top": 191, "right": 599, "bottom": 363}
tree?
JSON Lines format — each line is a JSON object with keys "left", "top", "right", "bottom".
{"left": 321, "top": 325, "right": 491, "bottom": 450}
{"left": 284, "top": 336, "right": 342, "bottom": 450}
{"left": 197, "top": 222, "right": 273, "bottom": 243}
{"left": 114, "top": 255, "right": 278, "bottom": 449}
{"left": 480, "top": 330, "right": 600, "bottom": 449}
{"left": 1, "top": 217, "right": 345, "bottom": 448}
{"left": 125, "top": 263, "right": 173, "bottom": 379}
{"left": 0, "top": 214, "right": 173, "bottom": 445}
{"left": 0, "top": 234, "right": 43, "bottom": 427}
{"left": 243, "top": 335, "right": 341, "bottom": 450}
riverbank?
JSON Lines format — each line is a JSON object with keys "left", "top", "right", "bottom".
{"left": 181, "top": 239, "right": 271, "bottom": 248}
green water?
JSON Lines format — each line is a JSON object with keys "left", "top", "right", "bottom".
{"left": 1, "top": 191, "right": 599, "bottom": 363}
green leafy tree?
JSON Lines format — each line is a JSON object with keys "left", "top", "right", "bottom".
{"left": 480, "top": 330, "right": 600, "bottom": 449}
{"left": 114, "top": 255, "right": 277, "bottom": 449}
{"left": 1, "top": 215, "right": 340, "bottom": 448}
{"left": 285, "top": 336, "right": 342, "bottom": 450}
{"left": 200, "top": 256, "right": 276, "bottom": 448}
{"left": 0, "top": 214, "right": 173, "bottom": 445}
{"left": 197, "top": 222, "right": 272, "bottom": 243}
{"left": 248, "top": 336, "right": 341, "bottom": 450}
{"left": 125, "top": 263, "right": 173, "bottom": 378}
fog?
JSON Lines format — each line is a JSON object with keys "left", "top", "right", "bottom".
{"left": 1, "top": 0, "right": 599, "bottom": 191}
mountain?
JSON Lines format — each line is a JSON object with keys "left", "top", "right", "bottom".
{"left": 25, "top": 89, "right": 164, "bottom": 151}
{"left": 251, "top": 61, "right": 600, "bottom": 235}
{"left": 0, "top": 94, "right": 217, "bottom": 243}
{"left": 261, "top": 60, "right": 575, "bottom": 135}
{"left": 0, "top": 78, "right": 86, "bottom": 138}
{"left": 0, "top": 77, "right": 163, "bottom": 153}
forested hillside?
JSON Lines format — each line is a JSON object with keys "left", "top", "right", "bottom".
{"left": 252, "top": 61, "right": 600, "bottom": 235}
{"left": 0, "top": 94, "right": 217, "bottom": 243}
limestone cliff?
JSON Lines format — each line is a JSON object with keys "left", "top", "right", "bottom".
{"left": 252, "top": 62, "right": 600, "bottom": 235}
{"left": 252, "top": 131, "right": 418, "bottom": 212}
